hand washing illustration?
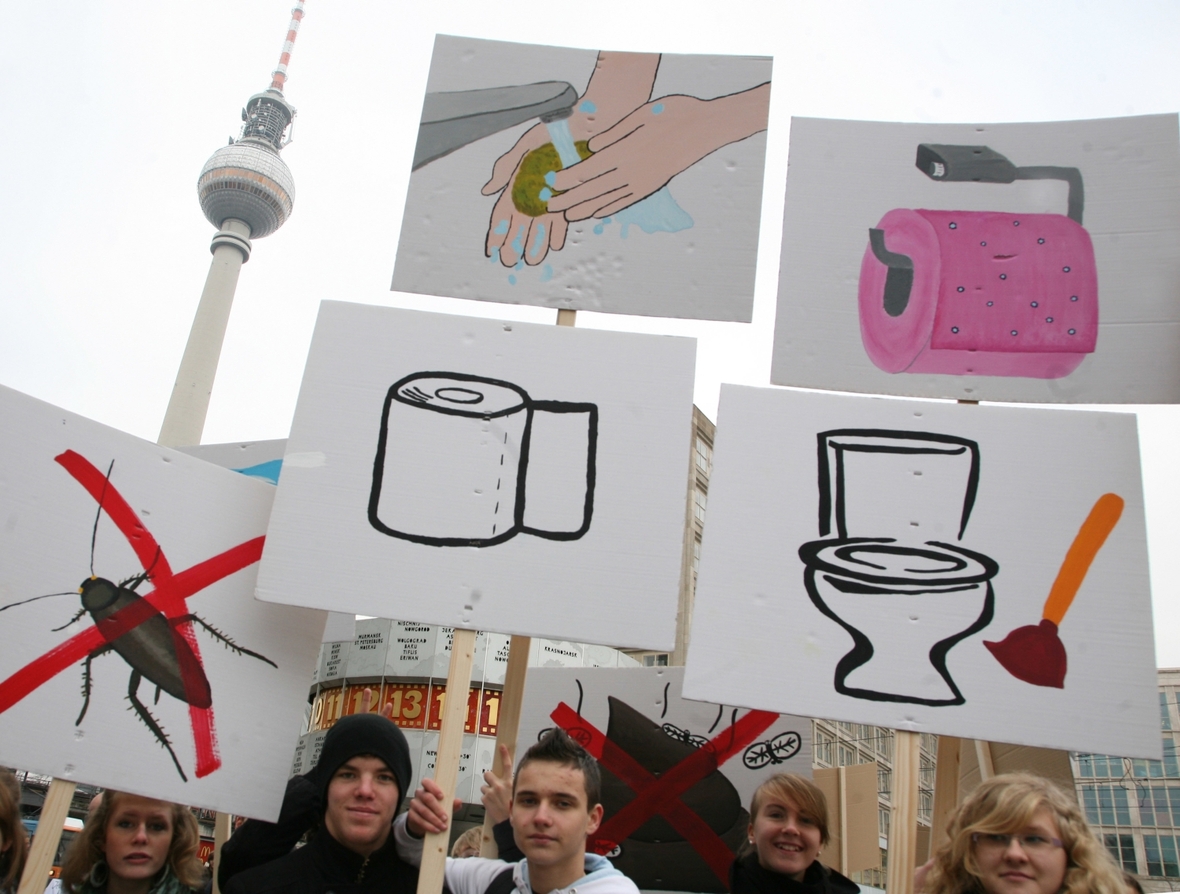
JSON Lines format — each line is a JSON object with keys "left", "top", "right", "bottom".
{"left": 859, "top": 144, "right": 1098, "bottom": 378}
{"left": 798, "top": 430, "right": 999, "bottom": 707}
{"left": 368, "top": 372, "right": 597, "bottom": 547}
{"left": 413, "top": 51, "right": 770, "bottom": 269}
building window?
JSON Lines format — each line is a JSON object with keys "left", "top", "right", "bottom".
{"left": 815, "top": 730, "right": 832, "bottom": 765}
{"left": 1146, "top": 834, "right": 1180, "bottom": 878}
{"left": 642, "top": 654, "right": 669, "bottom": 667}
{"left": 1165, "top": 740, "right": 1180, "bottom": 777}
{"left": 879, "top": 807, "right": 890, "bottom": 839}
{"left": 693, "top": 488, "right": 707, "bottom": 524}
{"left": 1105, "top": 833, "right": 1138, "bottom": 873}
{"left": 1077, "top": 754, "right": 1093, "bottom": 778}
{"left": 695, "top": 437, "right": 712, "bottom": 476}
{"left": 1163, "top": 691, "right": 1173, "bottom": 731}
{"left": 878, "top": 766, "right": 891, "bottom": 797}
{"left": 838, "top": 744, "right": 856, "bottom": 766}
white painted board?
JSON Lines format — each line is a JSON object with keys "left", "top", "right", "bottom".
{"left": 518, "top": 666, "right": 810, "bottom": 893}
{"left": 772, "top": 114, "right": 1180, "bottom": 403}
{"left": 0, "top": 384, "right": 326, "bottom": 819}
{"left": 683, "top": 386, "right": 1158, "bottom": 758}
{"left": 257, "top": 302, "right": 695, "bottom": 650}
{"left": 392, "top": 35, "right": 771, "bottom": 322}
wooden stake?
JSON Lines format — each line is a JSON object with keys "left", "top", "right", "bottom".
{"left": 974, "top": 740, "right": 995, "bottom": 781}
{"left": 556, "top": 309, "right": 577, "bottom": 327}
{"left": 837, "top": 766, "right": 849, "bottom": 877}
{"left": 479, "top": 634, "right": 530, "bottom": 857}
{"left": 930, "top": 736, "right": 962, "bottom": 853}
{"left": 17, "top": 779, "right": 75, "bottom": 894}
{"left": 211, "top": 811, "right": 232, "bottom": 894}
{"left": 886, "top": 731, "right": 920, "bottom": 894}
{"left": 417, "top": 627, "right": 477, "bottom": 894}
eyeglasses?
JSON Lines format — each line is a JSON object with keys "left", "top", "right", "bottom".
{"left": 971, "top": 833, "right": 1064, "bottom": 853}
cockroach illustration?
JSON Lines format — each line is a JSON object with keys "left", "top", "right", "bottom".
{"left": 0, "top": 459, "right": 275, "bottom": 781}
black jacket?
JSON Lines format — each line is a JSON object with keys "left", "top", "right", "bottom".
{"left": 223, "top": 827, "right": 419, "bottom": 894}
{"left": 729, "top": 852, "right": 859, "bottom": 894}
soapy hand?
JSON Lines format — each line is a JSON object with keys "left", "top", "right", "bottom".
{"left": 547, "top": 83, "right": 771, "bottom": 221}
{"left": 483, "top": 51, "right": 660, "bottom": 267}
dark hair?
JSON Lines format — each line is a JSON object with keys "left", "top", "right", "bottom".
{"left": 0, "top": 768, "right": 27, "bottom": 892}
{"left": 515, "top": 728, "right": 601, "bottom": 808}
{"left": 60, "top": 791, "right": 204, "bottom": 892}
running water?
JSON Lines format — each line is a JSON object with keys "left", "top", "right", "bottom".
{"left": 545, "top": 117, "right": 582, "bottom": 168}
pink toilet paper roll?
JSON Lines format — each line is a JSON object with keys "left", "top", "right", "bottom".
{"left": 858, "top": 209, "right": 1098, "bottom": 378}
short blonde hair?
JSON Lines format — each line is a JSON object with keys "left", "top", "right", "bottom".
{"left": 748, "top": 773, "right": 830, "bottom": 845}
{"left": 451, "top": 826, "right": 483, "bottom": 857}
{"left": 60, "top": 791, "right": 204, "bottom": 892}
{"left": 924, "top": 773, "right": 1125, "bottom": 894}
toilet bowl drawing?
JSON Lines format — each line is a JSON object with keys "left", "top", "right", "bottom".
{"left": 798, "top": 430, "right": 999, "bottom": 706}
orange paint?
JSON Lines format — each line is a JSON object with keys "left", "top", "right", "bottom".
{"left": 1042, "top": 492, "right": 1124, "bottom": 625}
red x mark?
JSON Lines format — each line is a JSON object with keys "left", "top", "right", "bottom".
{"left": 550, "top": 701, "right": 778, "bottom": 884}
{"left": 0, "top": 451, "right": 266, "bottom": 779}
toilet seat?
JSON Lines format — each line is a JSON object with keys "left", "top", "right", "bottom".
{"left": 799, "top": 537, "right": 998, "bottom": 592}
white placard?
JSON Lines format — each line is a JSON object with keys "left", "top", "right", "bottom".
{"left": 519, "top": 666, "right": 810, "bottom": 893}
{"left": 0, "top": 384, "right": 326, "bottom": 819}
{"left": 772, "top": 114, "right": 1180, "bottom": 403}
{"left": 684, "top": 386, "right": 1158, "bottom": 758}
{"left": 258, "top": 303, "right": 695, "bottom": 650}
{"left": 392, "top": 35, "right": 771, "bottom": 323}
{"left": 477, "top": 631, "right": 512, "bottom": 686}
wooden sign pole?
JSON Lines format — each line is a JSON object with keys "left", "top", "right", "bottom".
{"left": 930, "top": 736, "right": 962, "bottom": 853}
{"left": 974, "top": 740, "right": 995, "bottom": 781}
{"left": 17, "top": 778, "right": 75, "bottom": 894}
{"left": 211, "top": 811, "right": 232, "bottom": 894}
{"left": 417, "top": 627, "right": 477, "bottom": 894}
{"left": 837, "top": 766, "right": 849, "bottom": 877}
{"left": 886, "top": 730, "right": 920, "bottom": 894}
{"left": 477, "top": 307, "right": 576, "bottom": 858}
{"left": 479, "top": 634, "right": 529, "bottom": 857}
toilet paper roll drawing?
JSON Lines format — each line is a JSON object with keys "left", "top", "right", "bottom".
{"left": 798, "top": 430, "right": 998, "bottom": 707}
{"left": 368, "top": 372, "right": 597, "bottom": 547}
{"left": 859, "top": 144, "right": 1098, "bottom": 378}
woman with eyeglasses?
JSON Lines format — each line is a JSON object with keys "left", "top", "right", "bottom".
{"left": 920, "top": 773, "right": 1125, "bottom": 894}
{"left": 59, "top": 793, "right": 204, "bottom": 894}
{"left": 730, "top": 773, "right": 858, "bottom": 894}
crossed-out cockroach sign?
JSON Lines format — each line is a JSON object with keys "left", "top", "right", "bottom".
{"left": 0, "top": 451, "right": 274, "bottom": 781}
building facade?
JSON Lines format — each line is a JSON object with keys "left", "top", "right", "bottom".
{"left": 1073, "top": 668, "right": 1180, "bottom": 889}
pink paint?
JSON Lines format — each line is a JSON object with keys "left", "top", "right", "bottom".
{"left": 859, "top": 209, "right": 1097, "bottom": 378}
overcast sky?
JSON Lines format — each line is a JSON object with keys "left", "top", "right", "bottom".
{"left": 3, "top": 1, "right": 1180, "bottom": 663}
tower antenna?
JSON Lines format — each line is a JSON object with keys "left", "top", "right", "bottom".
{"left": 270, "top": 1, "right": 306, "bottom": 94}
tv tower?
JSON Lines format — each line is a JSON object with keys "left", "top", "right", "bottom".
{"left": 158, "top": 2, "right": 305, "bottom": 448}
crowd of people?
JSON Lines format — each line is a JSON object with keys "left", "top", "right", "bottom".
{"left": 0, "top": 710, "right": 1144, "bottom": 894}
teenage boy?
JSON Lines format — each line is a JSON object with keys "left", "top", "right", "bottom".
{"left": 398, "top": 728, "right": 640, "bottom": 894}
{"left": 226, "top": 713, "right": 426, "bottom": 894}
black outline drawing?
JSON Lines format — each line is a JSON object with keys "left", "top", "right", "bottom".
{"left": 799, "top": 430, "right": 998, "bottom": 707}
{"left": 742, "top": 731, "right": 802, "bottom": 769}
{"left": 369, "top": 371, "right": 598, "bottom": 548}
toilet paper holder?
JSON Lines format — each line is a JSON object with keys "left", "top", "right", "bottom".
{"left": 859, "top": 144, "right": 1097, "bottom": 379}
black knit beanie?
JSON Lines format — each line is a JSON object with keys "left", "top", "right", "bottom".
{"left": 308, "top": 714, "right": 413, "bottom": 808}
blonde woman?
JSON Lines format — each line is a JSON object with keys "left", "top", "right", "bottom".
{"left": 0, "top": 769, "right": 28, "bottom": 894}
{"left": 921, "top": 773, "right": 1125, "bottom": 894}
{"left": 730, "top": 773, "right": 857, "bottom": 894}
{"left": 60, "top": 792, "right": 203, "bottom": 894}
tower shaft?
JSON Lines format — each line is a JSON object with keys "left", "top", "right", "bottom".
{"left": 158, "top": 220, "right": 252, "bottom": 448}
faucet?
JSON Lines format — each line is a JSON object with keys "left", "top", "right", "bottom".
{"left": 413, "top": 81, "right": 578, "bottom": 170}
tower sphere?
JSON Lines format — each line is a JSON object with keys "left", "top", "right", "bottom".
{"left": 197, "top": 90, "right": 296, "bottom": 239}
{"left": 197, "top": 141, "right": 294, "bottom": 239}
